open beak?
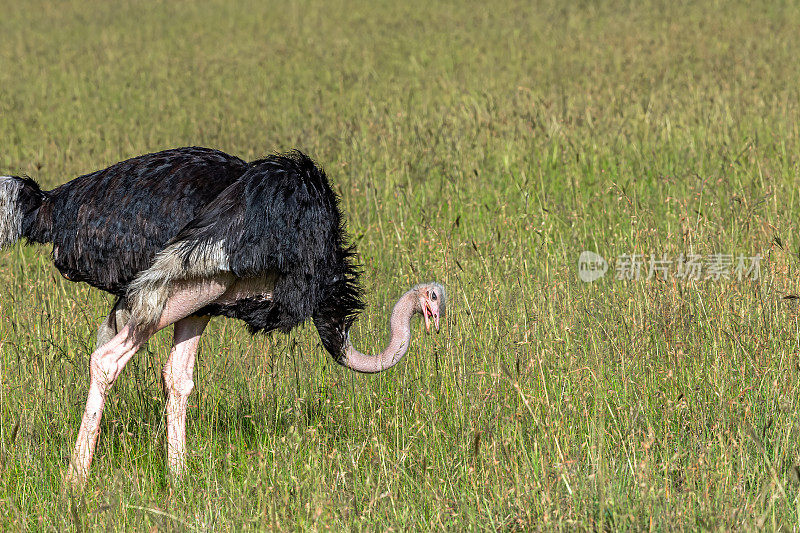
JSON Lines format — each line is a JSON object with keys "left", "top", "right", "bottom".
{"left": 422, "top": 300, "right": 440, "bottom": 334}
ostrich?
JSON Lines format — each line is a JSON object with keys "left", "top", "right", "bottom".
{"left": 0, "top": 147, "right": 445, "bottom": 482}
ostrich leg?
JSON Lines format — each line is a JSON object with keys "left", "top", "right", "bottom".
{"left": 163, "top": 315, "right": 209, "bottom": 476}
{"left": 65, "top": 276, "right": 233, "bottom": 484}
{"left": 66, "top": 322, "right": 152, "bottom": 483}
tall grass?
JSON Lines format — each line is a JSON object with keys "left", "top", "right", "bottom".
{"left": 2, "top": 0, "right": 800, "bottom": 529}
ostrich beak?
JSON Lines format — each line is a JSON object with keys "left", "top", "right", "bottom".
{"left": 423, "top": 306, "right": 431, "bottom": 333}
{"left": 421, "top": 299, "right": 440, "bottom": 334}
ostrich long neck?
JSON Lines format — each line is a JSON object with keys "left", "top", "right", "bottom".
{"left": 343, "top": 289, "right": 417, "bottom": 373}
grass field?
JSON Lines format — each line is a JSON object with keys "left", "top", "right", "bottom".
{"left": 2, "top": 0, "right": 800, "bottom": 529}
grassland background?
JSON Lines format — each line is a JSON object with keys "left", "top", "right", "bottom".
{"left": 1, "top": 0, "right": 800, "bottom": 530}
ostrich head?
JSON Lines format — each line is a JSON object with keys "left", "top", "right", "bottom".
{"left": 413, "top": 281, "right": 446, "bottom": 333}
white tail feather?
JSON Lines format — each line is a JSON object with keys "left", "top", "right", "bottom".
{"left": 0, "top": 177, "right": 24, "bottom": 248}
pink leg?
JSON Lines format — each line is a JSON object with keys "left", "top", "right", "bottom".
{"left": 163, "top": 315, "right": 209, "bottom": 476}
{"left": 65, "top": 276, "right": 232, "bottom": 484}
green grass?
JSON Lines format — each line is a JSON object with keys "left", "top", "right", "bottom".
{"left": 2, "top": 0, "right": 800, "bottom": 529}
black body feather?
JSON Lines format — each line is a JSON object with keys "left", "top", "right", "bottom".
{"left": 12, "top": 147, "right": 363, "bottom": 356}
{"left": 26, "top": 147, "right": 248, "bottom": 293}
{"left": 181, "top": 151, "right": 364, "bottom": 336}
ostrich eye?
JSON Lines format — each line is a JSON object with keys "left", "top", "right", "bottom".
{"left": 430, "top": 291, "right": 437, "bottom": 301}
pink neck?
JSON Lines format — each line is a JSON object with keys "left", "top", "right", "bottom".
{"left": 342, "top": 289, "right": 417, "bottom": 373}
